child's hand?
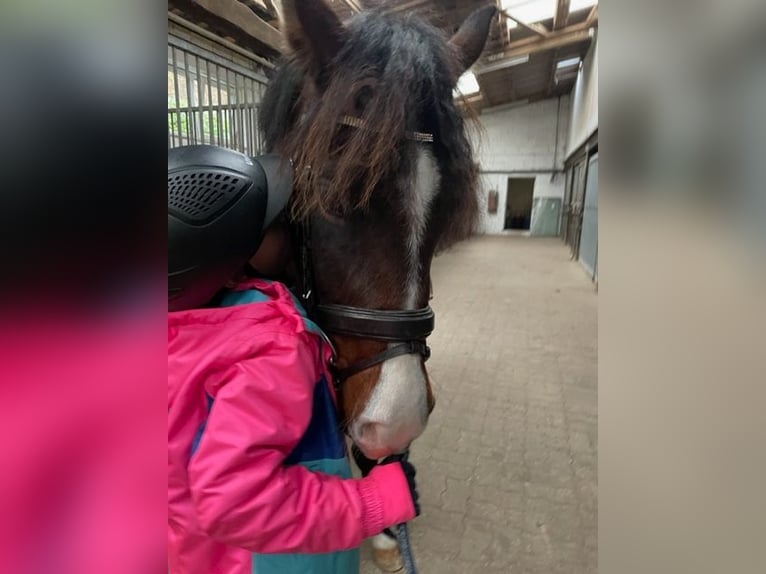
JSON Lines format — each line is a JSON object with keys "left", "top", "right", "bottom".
{"left": 381, "top": 453, "right": 420, "bottom": 518}
{"left": 354, "top": 445, "right": 421, "bottom": 519}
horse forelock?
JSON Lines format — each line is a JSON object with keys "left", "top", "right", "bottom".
{"left": 259, "top": 10, "right": 479, "bottom": 247}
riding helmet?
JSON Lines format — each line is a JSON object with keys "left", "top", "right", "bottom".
{"left": 168, "top": 145, "right": 293, "bottom": 311}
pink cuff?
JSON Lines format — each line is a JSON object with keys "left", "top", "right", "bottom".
{"left": 355, "top": 463, "right": 416, "bottom": 538}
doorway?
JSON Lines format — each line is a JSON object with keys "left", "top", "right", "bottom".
{"left": 504, "top": 177, "right": 535, "bottom": 230}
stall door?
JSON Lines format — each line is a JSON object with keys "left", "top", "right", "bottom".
{"left": 566, "top": 159, "right": 587, "bottom": 257}
{"left": 579, "top": 154, "right": 598, "bottom": 279}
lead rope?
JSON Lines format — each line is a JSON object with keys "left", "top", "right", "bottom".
{"left": 384, "top": 451, "right": 418, "bottom": 574}
{"left": 352, "top": 446, "right": 419, "bottom": 574}
{"left": 396, "top": 522, "right": 417, "bottom": 574}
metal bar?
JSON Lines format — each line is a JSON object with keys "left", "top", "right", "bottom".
{"left": 237, "top": 76, "right": 244, "bottom": 152}
{"left": 230, "top": 72, "right": 236, "bottom": 150}
{"left": 216, "top": 64, "right": 225, "bottom": 148}
{"left": 205, "top": 59, "right": 216, "bottom": 146}
{"left": 247, "top": 80, "right": 254, "bottom": 153}
{"left": 172, "top": 47, "right": 182, "bottom": 146}
{"left": 168, "top": 12, "right": 276, "bottom": 71}
{"left": 245, "top": 78, "right": 254, "bottom": 155}
{"left": 224, "top": 67, "right": 231, "bottom": 149}
{"left": 195, "top": 55, "right": 205, "bottom": 145}
{"left": 168, "top": 46, "right": 176, "bottom": 148}
{"left": 257, "top": 81, "right": 264, "bottom": 152}
{"left": 245, "top": 79, "right": 252, "bottom": 153}
{"left": 233, "top": 71, "right": 242, "bottom": 152}
{"left": 239, "top": 76, "right": 247, "bottom": 153}
{"left": 236, "top": 71, "right": 244, "bottom": 152}
{"left": 226, "top": 68, "right": 235, "bottom": 150}
{"left": 225, "top": 71, "right": 232, "bottom": 149}
{"left": 256, "top": 105, "right": 262, "bottom": 153}
{"left": 168, "top": 34, "right": 269, "bottom": 84}
{"left": 257, "top": 107, "right": 262, "bottom": 151}
{"left": 183, "top": 50, "right": 196, "bottom": 144}
{"left": 232, "top": 73, "right": 238, "bottom": 152}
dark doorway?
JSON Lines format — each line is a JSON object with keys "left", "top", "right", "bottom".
{"left": 504, "top": 177, "right": 535, "bottom": 230}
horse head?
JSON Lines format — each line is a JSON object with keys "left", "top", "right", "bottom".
{"left": 261, "top": 0, "right": 494, "bottom": 459}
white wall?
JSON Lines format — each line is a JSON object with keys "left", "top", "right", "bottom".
{"left": 566, "top": 33, "right": 598, "bottom": 158}
{"left": 471, "top": 95, "right": 570, "bottom": 234}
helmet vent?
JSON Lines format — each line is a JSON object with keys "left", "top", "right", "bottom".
{"left": 168, "top": 168, "right": 252, "bottom": 224}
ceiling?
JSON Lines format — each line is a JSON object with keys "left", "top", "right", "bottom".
{"left": 168, "top": 0, "right": 598, "bottom": 110}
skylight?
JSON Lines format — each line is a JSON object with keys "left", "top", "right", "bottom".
{"left": 569, "top": 0, "right": 598, "bottom": 13}
{"left": 454, "top": 71, "right": 480, "bottom": 96}
{"left": 502, "top": 0, "right": 597, "bottom": 29}
{"left": 501, "top": 0, "right": 556, "bottom": 29}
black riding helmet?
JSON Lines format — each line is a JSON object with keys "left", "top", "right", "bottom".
{"left": 168, "top": 145, "right": 293, "bottom": 311}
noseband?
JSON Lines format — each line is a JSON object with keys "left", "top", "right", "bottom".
{"left": 295, "top": 219, "right": 434, "bottom": 388}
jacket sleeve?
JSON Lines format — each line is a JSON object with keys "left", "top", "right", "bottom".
{"left": 187, "top": 330, "right": 415, "bottom": 554}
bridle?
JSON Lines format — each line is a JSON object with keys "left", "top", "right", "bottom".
{"left": 290, "top": 116, "right": 436, "bottom": 391}
{"left": 294, "top": 218, "right": 434, "bottom": 389}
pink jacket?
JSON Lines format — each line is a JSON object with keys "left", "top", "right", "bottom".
{"left": 168, "top": 279, "right": 415, "bottom": 574}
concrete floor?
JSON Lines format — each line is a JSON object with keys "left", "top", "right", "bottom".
{"left": 360, "top": 236, "right": 598, "bottom": 574}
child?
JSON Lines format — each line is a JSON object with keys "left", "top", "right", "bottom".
{"left": 168, "top": 148, "right": 419, "bottom": 574}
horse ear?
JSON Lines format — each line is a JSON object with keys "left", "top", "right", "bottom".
{"left": 448, "top": 5, "right": 496, "bottom": 78}
{"left": 281, "top": 0, "right": 347, "bottom": 71}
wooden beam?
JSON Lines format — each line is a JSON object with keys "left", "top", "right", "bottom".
{"left": 168, "top": 12, "right": 277, "bottom": 69}
{"left": 553, "top": 0, "right": 570, "bottom": 30}
{"left": 388, "top": 0, "right": 430, "bottom": 14}
{"left": 585, "top": 5, "right": 598, "bottom": 27}
{"left": 479, "top": 23, "right": 593, "bottom": 68}
{"left": 501, "top": 9, "right": 549, "bottom": 37}
{"left": 242, "top": 0, "right": 269, "bottom": 11}
{"left": 191, "top": 0, "right": 283, "bottom": 53}
{"left": 240, "top": 0, "right": 279, "bottom": 22}
{"left": 341, "top": 0, "right": 363, "bottom": 13}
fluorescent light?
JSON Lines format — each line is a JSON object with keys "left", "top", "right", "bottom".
{"left": 476, "top": 55, "right": 530, "bottom": 74}
{"left": 502, "top": 0, "right": 556, "bottom": 29}
{"left": 556, "top": 56, "right": 581, "bottom": 69}
{"left": 570, "top": 0, "right": 597, "bottom": 12}
{"left": 454, "top": 71, "right": 480, "bottom": 96}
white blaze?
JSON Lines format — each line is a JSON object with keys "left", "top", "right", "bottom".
{"left": 355, "top": 147, "right": 438, "bottom": 451}
{"left": 404, "top": 148, "right": 439, "bottom": 309}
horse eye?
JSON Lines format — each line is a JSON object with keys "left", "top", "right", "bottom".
{"left": 354, "top": 86, "right": 373, "bottom": 114}
{"left": 323, "top": 200, "right": 349, "bottom": 223}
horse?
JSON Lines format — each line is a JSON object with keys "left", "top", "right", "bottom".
{"left": 260, "top": 1, "right": 494, "bottom": 462}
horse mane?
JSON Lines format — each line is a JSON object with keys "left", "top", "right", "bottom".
{"left": 259, "top": 10, "right": 479, "bottom": 252}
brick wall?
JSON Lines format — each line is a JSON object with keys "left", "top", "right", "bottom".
{"left": 471, "top": 96, "right": 571, "bottom": 234}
